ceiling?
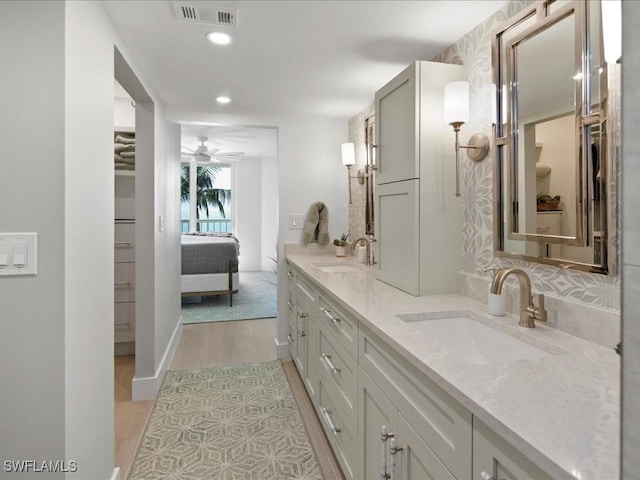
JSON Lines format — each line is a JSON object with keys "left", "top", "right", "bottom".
{"left": 104, "top": 1, "right": 507, "bottom": 156}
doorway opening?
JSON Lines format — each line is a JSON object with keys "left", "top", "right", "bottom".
{"left": 180, "top": 123, "right": 279, "bottom": 324}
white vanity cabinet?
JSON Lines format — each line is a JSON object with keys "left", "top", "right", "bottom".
{"left": 316, "top": 293, "right": 360, "bottom": 480}
{"left": 359, "top": 369, "right": 456, "bottom": 480}
{"left": 359, "top": 324, "right": 472, "bottom": 479}
{"left": 473, "top": 418, "right": 552, "bottom": 480}
{"left": 374, "top": 61, "right": 465, "bottom": 296}
{"left": 287, "top": 264, "right": 319, "bottom": 402}
{"left": 287, "top": 261, "right": 557, "bottom": 480}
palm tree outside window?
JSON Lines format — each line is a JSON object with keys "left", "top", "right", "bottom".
{"left": 181, "top": 163, "right": 232, "bottom": 233}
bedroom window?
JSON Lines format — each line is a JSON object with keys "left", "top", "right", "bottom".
{"left": 181, "top": 161, "right": 232, "bottom": 233}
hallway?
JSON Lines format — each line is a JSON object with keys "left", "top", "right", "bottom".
{"left": 115, "top": 319, "right": 343, "bottom": 479}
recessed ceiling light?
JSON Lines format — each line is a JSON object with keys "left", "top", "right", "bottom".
{"left": 215, "top": 96, "right": 231, "bottom": 104}
{"left": 206, "top": 32, "right": 231, "bottom": 45}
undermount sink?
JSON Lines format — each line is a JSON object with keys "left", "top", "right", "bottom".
{"left": 398, "top": 310, "right": 561, "bottom": 365}
{"left": 315, "top": 263, "right": 362, "bottom": 274}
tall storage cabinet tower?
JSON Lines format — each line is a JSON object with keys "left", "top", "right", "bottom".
{"left": 375, "top": 61, "right": 464, "bottom": 296}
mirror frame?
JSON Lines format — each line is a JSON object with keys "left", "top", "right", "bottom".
{"left": 492, "top": 0, "right": 612, "bottom": 274}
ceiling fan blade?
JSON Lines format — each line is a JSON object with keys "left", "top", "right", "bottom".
{"left": 182, "top": 145, "right": 196, "bottom": 153}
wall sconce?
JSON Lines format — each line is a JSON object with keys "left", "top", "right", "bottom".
{"left": 342, "top": 142, "right": 364, "bottom": 204}
{"left": 444, "top": 81, "right": 490, "bottom": 197}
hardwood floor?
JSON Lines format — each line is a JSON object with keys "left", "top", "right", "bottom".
{"left": 114, "top": 318, "right": 344, "bottom": 480}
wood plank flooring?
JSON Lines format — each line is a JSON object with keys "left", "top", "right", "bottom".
{"left": 114, "top": 318, "right": 344, "bottom": 480}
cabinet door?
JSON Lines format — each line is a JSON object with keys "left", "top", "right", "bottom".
{"left": 359, "top": 368, "right": 397, "bottom": 480}
{"left": 395, "top": 414, "right": 455, "bottom": 480}
{"left": 304, "top": 308, "right": 318, "bottom": 402}
{"left": 294, "top": 300, "right": 309, "bottom": 378}
{"left": 375, "top": 62, "right": 419, "bottom": 184}
{"left": 376, "top": 179, "right": 420, "bottom": 296}
{"left": 473, "top": 418, "right": 552, "bottom": 480}
{"left": 287, "top": 282, "right": 297, "bottom": 360}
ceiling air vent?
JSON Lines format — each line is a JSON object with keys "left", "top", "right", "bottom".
{"left": 173, "top": 2, "right": 238, "bottom": 27}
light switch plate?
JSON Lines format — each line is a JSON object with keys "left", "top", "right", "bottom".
{"left": 0, "top": 232, "right": 37, "bottom": 276}
{"left": 289, "top": 214, "right": 304, "bottom": 230}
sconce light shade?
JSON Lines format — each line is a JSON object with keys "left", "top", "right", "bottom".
{"left": 341, "top": 142, "right": 355, "bottom": 166}
{"left": 602, "top": 0, "right": 621, "bottom": 64}
{"left": 444, "top": 81, "right": 469, "bottom": 125}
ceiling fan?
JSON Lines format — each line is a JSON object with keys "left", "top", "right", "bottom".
{"left": 181, "top": 136, "right": 245, "bottom": 163}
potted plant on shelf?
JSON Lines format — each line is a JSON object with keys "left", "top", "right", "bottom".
{"left": 333, "top": 233, "right": 349, "bottom": 257}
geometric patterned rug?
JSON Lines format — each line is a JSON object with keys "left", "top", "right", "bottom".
{"left": 129, "top": 361, "right": 323, "bottom": 480}
{"left": 182, "top": 271, "right": 277, "bottom": 324}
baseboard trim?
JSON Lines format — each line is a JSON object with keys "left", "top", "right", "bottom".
{"left": 111, "top": 467, "right": 120, "bottom": 480}
{"left": 132, "top": 316, "right": 183, "bottom": 401}
{"left": 274, "top": 337, "right": 291, "bottom": 360}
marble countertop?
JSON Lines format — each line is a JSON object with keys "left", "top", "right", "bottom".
{"left": 286, "top": 254, "right": 620, "bottom": 480}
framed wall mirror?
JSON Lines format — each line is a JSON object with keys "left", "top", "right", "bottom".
{"left": 492, "top": 0, "right": 615, "bottom": 274}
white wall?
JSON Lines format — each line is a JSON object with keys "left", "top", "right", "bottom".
{"left": 622, "top": 2, "right": 640, "bottom": 476}
{"left": 0, "top": 2, "right": 67, "bottom": 475}
{"left": 261, "top": 155, "right": 279, "bottom": 271}
{"left": 64, "top": 1, "right": 118, "bottom": 476}
{"left": 235, "top": 157, "right": 263, "bottom": 271}
{"left": 0, "top": 1, "right": 182, "bottom": 477}
{"left": 114, "top": 97, "right": 135, "bottom": 128}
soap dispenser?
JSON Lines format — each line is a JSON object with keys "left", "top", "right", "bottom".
{"left": 486, "top": 268, "right": 506, "bottom": 316}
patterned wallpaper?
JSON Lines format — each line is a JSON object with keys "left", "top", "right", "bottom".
{"left": 348, "top": 0, "right": 620, "bottom": 312}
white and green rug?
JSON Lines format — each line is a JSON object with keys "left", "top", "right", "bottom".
{"left": 130, "top": 361, "right": 322, "bottom": 480}
{"left": 182, "top": 271, "right": 277, "bottom": 324}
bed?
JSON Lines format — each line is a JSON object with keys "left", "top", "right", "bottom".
{"left": 181, "top": 233, "right": 240, "bottom": 305}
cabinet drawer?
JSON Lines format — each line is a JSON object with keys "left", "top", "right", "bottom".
{"left": 114, "top": 262, "right": 135, "bottom": 303}
{"left": 318, "top": 295, "right": 358, "bottom": 356}
{"left": 114, "top": 302, "right": 135, "bottom": 343}
{"left": 318, "top": 328, "right": 357, "bottom": 431}
{"left": 359, "top": 326, "right": 472, "bottom": 479}
{"left": 114, "top": 223, "right": 135, "bottom": 263}
{"left": 295, "top": 270, "right": 318, "bottom": 307}
{"left": 473, "top": 418, "right": 551, "bottom": 480}
{"left": 318, "top": 377, "right": 358, "bottom": 480}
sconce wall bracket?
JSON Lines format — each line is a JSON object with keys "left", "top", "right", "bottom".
{"left": 464, "top": 134, "right": 490, "bottom": 162}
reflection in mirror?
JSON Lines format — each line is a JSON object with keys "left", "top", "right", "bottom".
{"left": 493, "top": 0, "right": 615, "bottom": 274}
{"left": 365, "top": 116, "right": 376, "bottom": 235}
{"left": 510, "top": 11, "right": 577, "bottom": 241}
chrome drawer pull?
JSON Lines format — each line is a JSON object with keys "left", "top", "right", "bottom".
{"left": 381, "top": 425, "right": 391, "bottom": 480}
{"left": 320, "top": 407, "right": 341, "bottom": 434}
{"left": 321, "top": 353, "right": 341, "bottom": 374}
{"left": 297, "top": 310, "right": 307, "bottom": 318}
{"left": 298, "top": 330, "right": 306, "bottom": 337}
{"left": 114, "top": 282, "right": 132, "bottom": 287}
{"left": 321, "top": 307, "right": 340, "bottom": 324}
{"left": 114, "top": 321, "right": 131, "bottom": 326}
{"left": 287, "top": 270, "right": 294, "bottom": 277}
{"left": 389, "top": 438, "right": 403, "bottom": 480}
{"left": 287, "top": 333, "right": 293, "bottom": 345}
{"left": 287, "top": 300, "right": 294, "bottom": 310}
{"left": 480, "top": 472, "right": 504, "bottom": 480}
{"left": 114, "top": 242, "right": 133, "bottom": 247}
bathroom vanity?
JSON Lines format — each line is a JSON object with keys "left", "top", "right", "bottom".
{"left": 286, "top": 253, "right": 619, "bottom": 480}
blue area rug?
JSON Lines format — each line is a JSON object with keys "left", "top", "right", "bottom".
{"left": 181, "top": 271, "right": 277, "bottom": 324}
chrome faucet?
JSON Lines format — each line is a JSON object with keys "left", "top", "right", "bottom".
{"left": 351, "top": 237, "right": 372, "bottom": 266}
{"left": 490, "top": 267, "right": 547, "bottom": 328}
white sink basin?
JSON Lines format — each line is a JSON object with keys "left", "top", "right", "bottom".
{"left": 398, "top": 311, "right": 558, "bottom": 365}
{"left": 315, "top": 264, "right": 361, "bottom": 273}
